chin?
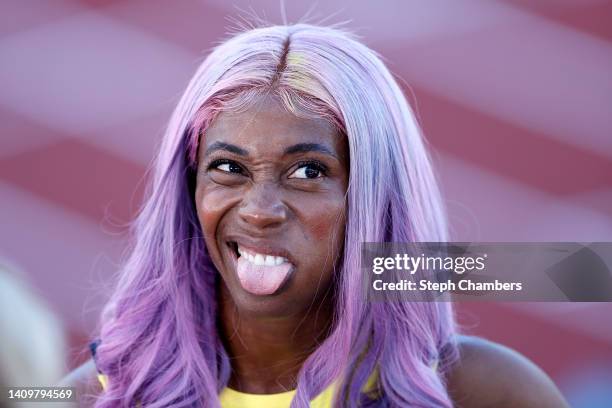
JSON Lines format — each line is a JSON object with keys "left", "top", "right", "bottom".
{"left": 222, "top": 280, "right": 305, "bottom": 317}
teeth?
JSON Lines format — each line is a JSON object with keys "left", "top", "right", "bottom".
{"left": 237, "top": 245, "right": 289, "bottom": 266}
{"left": 264, "top": 255, "right": 275, "bottom": 266}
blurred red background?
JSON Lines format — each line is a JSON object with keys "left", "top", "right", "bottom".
{"left": 1, "top": 1, "right": 611, "bottom": 405}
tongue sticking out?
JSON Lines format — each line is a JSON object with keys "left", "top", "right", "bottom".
{"left": 236, "top": 256, "right": 292, "bottom": 295}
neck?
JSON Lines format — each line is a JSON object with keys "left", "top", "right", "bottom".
{"left": 218, "top": 284, "right": 334, "bottom": 394}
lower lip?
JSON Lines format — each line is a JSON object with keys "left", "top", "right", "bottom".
{"left": 228, "top": 245, "right": 294, "bottom": 296}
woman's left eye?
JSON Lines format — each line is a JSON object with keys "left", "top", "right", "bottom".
{"left": 288, "top": 162, "right": 326, "bottom": 179}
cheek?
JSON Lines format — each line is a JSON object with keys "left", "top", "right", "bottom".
{"left": 195, "top": 183, "right": 244, "bottom": 277}
{"left": 195, "top": 184, "right": 238, "bottom": 247}
{"left": 304, "top": 196, "right": 347, "bottom": 255}
{"left": 300, "top": 201, "right": 346, "bottom": 290}
{"left": 311, "top": 208, "right": 344, "bottom": 241}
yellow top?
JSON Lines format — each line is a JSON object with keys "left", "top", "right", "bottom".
{"left": 97, "top": 371, "right": 378, "bottom": 407}
{"left": 218, "top": 379, "right": 356, "bottom": 408}
{"left": 97, "top": 361, "right": 438, "bottom": 406}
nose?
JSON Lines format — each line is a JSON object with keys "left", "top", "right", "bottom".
{"left": 238, "top": 182, "right": 288, "bottom": 229}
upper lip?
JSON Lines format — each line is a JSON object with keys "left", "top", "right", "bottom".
{"left": 225, "top": 234, "right": 296, "bottom": 265}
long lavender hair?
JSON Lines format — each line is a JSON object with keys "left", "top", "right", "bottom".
{"left": 94, "top": 24, "right": 457, "bottom": 407}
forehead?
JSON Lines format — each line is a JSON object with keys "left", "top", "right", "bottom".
{"left": 200, "top": 96, "right": 345, "bottom": 158}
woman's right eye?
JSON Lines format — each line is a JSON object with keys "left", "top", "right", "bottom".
{"left": 209, "top": 160, "right": 243, "bottom": 174}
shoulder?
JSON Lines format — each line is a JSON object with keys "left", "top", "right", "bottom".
{"left": 59, "top": 358, "right": 98, "bottom": 386}
{"left": 58, "top": 358, "right": 103, "bottom": 406}
{"left": 446, "top": 335, "right": 569, "bottom": 408}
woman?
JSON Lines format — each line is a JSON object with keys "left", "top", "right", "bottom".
{"left": 68, "top": 24, "right": 568, "bottom": 407}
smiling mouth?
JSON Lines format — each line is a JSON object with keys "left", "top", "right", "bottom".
{"left": 227, "top": 241, "right": 292, "bottom": 265}
{"left": 226, "top": 241, "right": 294, "bottom": 296}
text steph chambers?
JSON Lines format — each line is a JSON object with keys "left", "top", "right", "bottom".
{"left": 372, "top": 279, "right": 523, "bottom": 292}
{"left": 370, "top": 253, "right": 523, "bottom": 294}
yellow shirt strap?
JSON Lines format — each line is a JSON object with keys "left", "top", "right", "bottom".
{"left": 97, "top": 374, "right": 142, "bottom": 408}
{"left": 97, "top": 374, "right": 108, "bottom": 390}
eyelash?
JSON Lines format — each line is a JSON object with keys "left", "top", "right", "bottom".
{"left": 292, "top": 160, "right": 328, "bottom": 178}
{"left": 207, "top": 159, "right": 244, "bottom": 174}
{"left": 206, "top": 159, "right": 328, "bottom": 178}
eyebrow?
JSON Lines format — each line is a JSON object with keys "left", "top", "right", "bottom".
{"left": 283, "top": 143, "right": 337, "bottom": 159}
{"left": 204, "top": 141, "right": 249, "bottom": 158}
{"left": 203, "top": 141, "right": 338, "bottom": 160}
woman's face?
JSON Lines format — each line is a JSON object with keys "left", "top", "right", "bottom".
{"left": 195, "top": 96, "right": 349, "bottom": 316}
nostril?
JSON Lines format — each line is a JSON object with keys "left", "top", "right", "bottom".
{"left": 238, "top": 186, "right": 288, "bottom": 227}
{"left": 238, "top": 203, "right": 288, "bottom": 228}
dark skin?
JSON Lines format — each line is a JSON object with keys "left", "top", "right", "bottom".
{"left": 65, "top": 96, "right": 569, "bottom": 407}
{"left": 194, "top": 96, "right": 349, "bottom": 393}
{"left": 448, "top": 336, "right": 569, "bottom": 407}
